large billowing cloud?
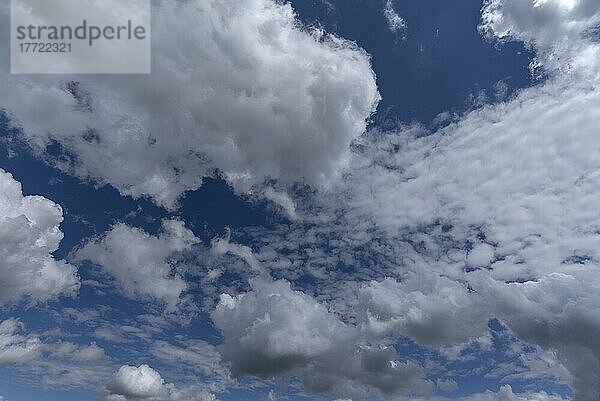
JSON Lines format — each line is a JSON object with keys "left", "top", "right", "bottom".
{"left": 104, "top": 364, "right": 217, "bottom": 401}
{"left": 73, "top": 220, "right": 198, "bottom": 309}
{"left": 0, "top": 0, "right": 379, "bottom": 209}
{"left": 0, "top": 169, "right": 79, "bottom": 305}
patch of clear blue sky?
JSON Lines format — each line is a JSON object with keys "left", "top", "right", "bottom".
{"left": 291, "top": 0, "right": 536, "bottom": 125}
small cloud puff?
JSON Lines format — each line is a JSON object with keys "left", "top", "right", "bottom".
{"left": 104, "top": 364, "right": 217, "bottom": 401}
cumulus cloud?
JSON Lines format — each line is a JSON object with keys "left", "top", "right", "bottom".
{"left": 74, "top": 219, "right": 198, "bottom": 308}
{"left": 212, "top": 277, "right": 431, "bottom": 399}
{"left": 480, "top": 0, "right": 600, "bottom": 75}
{"left": 0, "top": 169, "right": 79, "bottom": 305}
{"left": 0, "top": 0, "right": 379, "bottom": 209}
{"left": 104, "top": 364, "right": 216, "bottom": 401}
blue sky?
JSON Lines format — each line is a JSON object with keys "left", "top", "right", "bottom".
{"left": 1, "top": 0, "right": 599, "bottom": 400}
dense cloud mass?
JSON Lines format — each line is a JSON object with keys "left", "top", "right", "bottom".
{"left": 0, "top": 0, "right": 379, "bottom": 208}
{"left": 212, "top": 277, "right": 431, "bottom": 399}
{"left": 74, "top": 220, "right": 198, "bottom": 309}
{"left": 0, "top": 169, "right": 79, "bottom": 305}
{"left": 358, "top": 276, "right": 489, "bottom": 347}
{"left": 104, "top": 364, "right": 216, "bottom": 401}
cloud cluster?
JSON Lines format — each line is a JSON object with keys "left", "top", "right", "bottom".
{"left": 25, "top": 340, "right": 112, "bottom": 389}
{"left": 3, "top": 0, "right": 598, "bottom": 399}
{"left": 317, "top": 0, "right": 600, "bottom": 398}
{"left": 212, "top": 277, "right": 431, "bottom": 399}
{"left": 0, "top": 318, "right": 112, "bottom": 389}
{"left": 0, "top": 319, "right": 41, "bottom": 366}
{"left": 219, "top": 1, "right": 600, "bottom": 399}
{"left": 104, "top": 364, "right": 216, "bottom": 401}
{"left": 74, "top": 219, "right": 198, "bottom": 309}
{"left": 0, "top": 169, "right": 79, "bottom": 305}
{"left": 458, "top": 384, "right": 567, "bottom": 401}
{"left": 1, "top": 0, "right": 379, "bottom": 208}
{"left": 358, "top": 276, "right": 489, "bottom": 347}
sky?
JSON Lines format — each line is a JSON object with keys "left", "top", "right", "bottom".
{"left": 1, "top": 0, "right": 599, "bottom": 400}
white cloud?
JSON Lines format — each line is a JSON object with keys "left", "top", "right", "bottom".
{"left": 0, "top": 169, "right": 79, "bottom": 305}
{"left": 480, "top": 0, "right": 600, "bottom": 75}
{"left": 0, "top": 319, "right": 41, "bottom": 366}
{"left": 0, "top": 0, "right": 379, "bottom": 209}
{"left": 358, "top": 276, "right": 489, "bottom": 347}
{"left": 107, "top": 365, "right": 166, "bottom": 399}
{"left": 74, "top": 219, "right": 199, "bottom": 309}
{"left": 210, "top": 229, "right": 262, "bottom": 273}
{"left": 466, "top": 384, "right": 567, "bottom": 401}
{"left": 0, "top": 318, "right": 112, "bottom": 389}
{"left": 212, "top": 277, "right": 432, "bottom": 399}
{"left": 412, "top": 384, "right": 567, "bottom": 401}
{"left": 104, "top": 364, "right": 217, "bottom": 401}
{"left": 467, "top": 243, "right": 495, "bottom": 268}
{"left": 149, "top": 339, "right": 231, "bottom": 393}
{"left": 412, "top": 385, "right": 567, "bottom": 401}
{"left": 27, "top": 341, "right": 112, "bottom": 389}
{"left": 262, "top": 187, "right": 298, "bottom": 220}
{"left": 383, "top": 0, "right": 407, "bottom": 34}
